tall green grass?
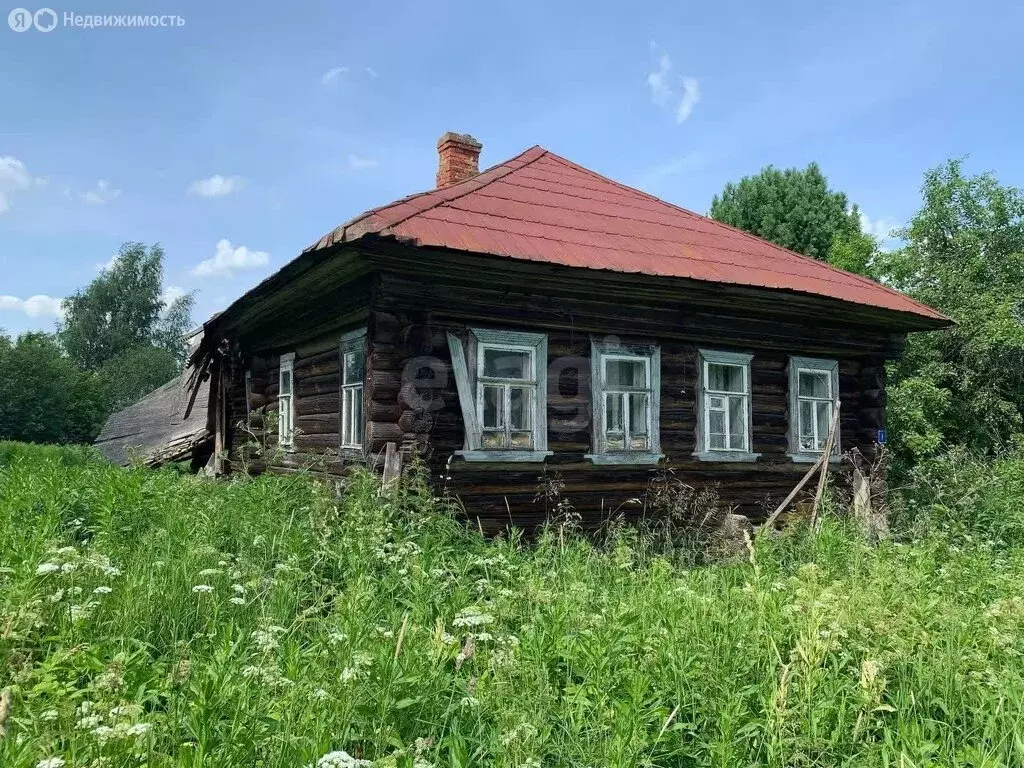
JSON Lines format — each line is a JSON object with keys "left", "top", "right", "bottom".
{"left": 1, "top": 442, "right": 1023, "bottom": 767}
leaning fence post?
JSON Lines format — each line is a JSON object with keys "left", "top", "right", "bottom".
{"left": 382, "top": 441, "right": 402, "bottom": 485}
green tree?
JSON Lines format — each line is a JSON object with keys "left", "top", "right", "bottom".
{"left": 0, "top": 331, "right": 106, "bottom": 443}
{"left": 710, "top": 163, "right": 865, "bottom": 263}
{"left": 58, "top": 242, "right": 195, "bottom": 414}
{"left": 59, "top": 242, "right": 195, "bottom": 371}
{"left": 879, "top": 159, "right": 1024, "bottom": 463}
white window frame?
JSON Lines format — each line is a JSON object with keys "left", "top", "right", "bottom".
{"left": 788, "top": 356, "right": 840, "bottom": 463}
{"left": 340, "top": 328, "right": 367, "bottom": 451}
{"left": 586, "top": 339, "right": 663, "bottom": 465}
{"left": 278, "top": 353, "right": 296, "bottom": 450}
{"left": 694, "top": 349, "right": 760, "bottom": 463}
{"left": 446, "top": 328, "right": 551, "bottom": 462}
{"left": 244, "top": 369, "right": 254, "bottom": 427}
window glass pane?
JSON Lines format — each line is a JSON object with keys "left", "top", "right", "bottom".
{"left": 816, "top": 400, "right": 832, "bottom": 448}
{"left": 629, "top": 393, "right": 648, "bottom": 436}
{"left": 708, "top": 409, "right": 727, "bottom": 450}
{"left": 346, "top": 388, "right": 363, "bottom": 445}
{"left": 344, "top": 349, "right": 365, "bottom": 385}
{"left": 483, "top": 348, "right": 530, "bottom": 379}
{"left": 799, "top": 370, "right": 830, "bottom": 398}
{"left": 708, "top": 395, "right": 726, "bottom": 411}
{"left": 510, "top": 431, "right": 532, "bottom": 449}
{"left": 481, "top": 431, "right": 504, "bottom": 449}
{"left": 605, "top": 358, "right": 646, "bottom": 388}
{"left": 280, "top": 370, "right": 291, "bottom": 395}
{"left": 606, "top": 433, "right": 626, "bottom": 450}
{"left": 482, "top": 385, "right": 503, "bottom": 428}
{"left": 605, "top": 393, "right": 624, "bottom": 433}
{"left": 799, "top": 399, "right": 816, "bottom": 451}
{"left": 707, "top": 363, "right": 744, "bottom": 393}
{"left": 509, "top": 387, "right": 531, "bottom": 431}
{"left": 728, "top": 396, "right": 746, "bottom": 450}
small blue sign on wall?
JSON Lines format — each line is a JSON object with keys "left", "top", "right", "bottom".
{"left": 877, "top": 428, "right": 887, "bottom": 444}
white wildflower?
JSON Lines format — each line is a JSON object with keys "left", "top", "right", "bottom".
{"left": 198, "top": 568, "right": 222, "bottom": 577}
{"left": 229, "top": 597, "right": 245, "bottom": 605}
{"left": 91, "top": 725, "right": 115, "bottom": 743}
{"left": 312, "top": 688, "right": 331, "bottom": 700}
{"left": 453, "top": 607, "right": 494, "bottom": 628}
{"left": 327, "top": 631, "right": 347, "bottom": 644}
{"left": 70, "top": 602, "right": 96, "bottom": 622}
{"left": 60, "top": 562, "right": 78, "bottom": 574}
{"left": 125, "top": 722, "right": 152, "bottom": 736}
{"left": 36, "top": 758, "right": 65, "bottom": 768}
{"left": 232, "top": 583, "right": 245, "bottom": 594}
{"left": 50, "top": 589, "right": 65, "bottom": 603}
{"left": 152, "top": 561, "right": 165, "bottom": 568}
{"left": 314, "top": 750, "right": 372, "bottom": 768}
{"left": 93, "top": 586, "right": 113, "bottom": 595}
{"left": 192, "top": 584, "right": 214, "bottom": 594}
{"left": 40, "top": 709, "right": 59, "bottom": 722}
{"left": 109, "top": 704, "right": 142, "bottom": 719}
{"left": 36, "top": 563, "right": 60, "bottom": 576}
{"left": 77, "top": 714, "right": 103, "bottom": 729}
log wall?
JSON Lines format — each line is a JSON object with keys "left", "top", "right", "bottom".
{"left": 362, "top": 269, "right": 894, "bottom": 531}
{"left": 219, "top": 245, "right": 904, "bottom": 532}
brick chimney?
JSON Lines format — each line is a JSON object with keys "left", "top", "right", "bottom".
{"left": 436, "top": 132, "right": 482, "bottom": 187}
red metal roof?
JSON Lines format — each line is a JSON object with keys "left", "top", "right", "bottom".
{"left": 307, "top": 146, "right": 948, "bottom": 324}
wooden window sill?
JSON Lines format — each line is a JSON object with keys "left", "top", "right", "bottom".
{"left": 585, "top": 453, "right": 664, "bottom": 466}
{"left": 692, "top": 451, "right": 762, "bottom": 463}
{"left": 455, "top": 450, "right": 553, "bottom": 463}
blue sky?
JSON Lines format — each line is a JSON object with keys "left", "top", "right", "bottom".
{"left": 1, "top": 0, "right": 1022, "bottom": 336}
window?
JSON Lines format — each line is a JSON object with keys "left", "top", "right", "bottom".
{"left": 788, "top": 356, "right": 839, "bottom": 462}
{"left": 446, "top": 328, "right": 550, "bottom": 462}
{"left": 695, "top": 349, "right": 759, "bottom": 462}
{"left": 340, "top": 329, "right": 367, "bottom": 450}
{"left": 244, "top": 369, "right": 254, "bottom": 412}
{"left": 278, "top": 353, "right": 295, "bottom": 449}
{"left": 586, "top": 340, "right": 662, "bottom": 464}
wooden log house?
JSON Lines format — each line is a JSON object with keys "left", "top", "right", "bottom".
{"left": 185, "top": 133, "right": 951, "bottom": 530}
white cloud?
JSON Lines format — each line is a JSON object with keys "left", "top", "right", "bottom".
{"left": 321, "top": 66, "right": 349, "bottom": 85}
{"left": 646, "top": 49, "right": 701, "bottom": 124}
{"left": 191, "top": 238, "right": 270, "bottom": 278}
{"left": 161, "top": 285, "right": 187, "bottom": 306}
{"left": 96, "top": 253, "right": 120, "bottom": 272}
{"left": 81, "top": 179, "right": 121, "bottom": 205}
{"left": 0, "top": 156, "right": 35, "bottom": 214}
{"left": 0, "top": 294, "right": 64, "bottom": 319}
{"left": 348, "top": 154, "right": 378, "bottom": 170}
{"left": 188, "top": 174, "right": 245, "bottom": 198}
{"left": 859, "top": 211, "right": 900, "bottom": 242}
{"left": 365, "top": 66, "right": 378, "bottom": 78}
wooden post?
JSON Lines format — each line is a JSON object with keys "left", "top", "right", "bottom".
{"left": 809, "top": 399, "right": 842, "bottom": 529}
{"left": 382, "top": 441, "right": 402, "bottom": 485}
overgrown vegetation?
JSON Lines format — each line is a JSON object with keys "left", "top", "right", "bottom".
{"left": 2, "top": 442, "right": 1024, "bottom": 767}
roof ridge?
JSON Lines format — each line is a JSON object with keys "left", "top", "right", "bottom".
{"left": 541, "top": 150, "right": 939, "bottom": 316}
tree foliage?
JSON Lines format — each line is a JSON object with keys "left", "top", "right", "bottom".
{"left": 0, "top": 332, "right": 106, "bottom": 443}
{"left": 880, "top": 160, "right": 1024, "bottom": 463}
{"left": 59, "top": 242, "right": 194, "bottom": 371}
{"left": 710, "top": 163, "right": 864, "bottom": 262}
